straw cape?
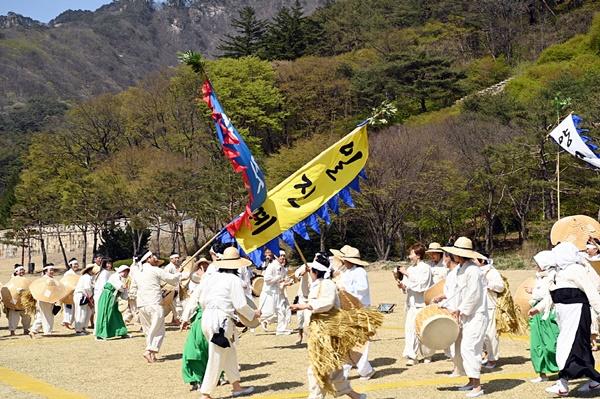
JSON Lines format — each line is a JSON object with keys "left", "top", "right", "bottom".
{"left": 330, "top": 246, "right": 369, "bottom": 267}
{"left": 214, "top": 247, "right": 252, "bottom": 269}
{"left": 425, "top": 242, "right": 444, "bottom": 253}
{"left": 494, "top": 275, "right": 528, "bottom": 335}
{"left": 441, "top": 237, "right": 486, "bottom": 260}
{"left": 308, "top": 307, "right": 383, "bottom": 394}
{"left": 29, "top": 276, "right": 68, "bottom": 303}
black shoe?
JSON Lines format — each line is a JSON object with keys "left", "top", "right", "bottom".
{"left": 189, "top": 383, "right": 198, "bottom": 391}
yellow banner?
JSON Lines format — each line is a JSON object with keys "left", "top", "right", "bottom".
{"left": 235, "top": 125, "right": 368, "bottom": 253}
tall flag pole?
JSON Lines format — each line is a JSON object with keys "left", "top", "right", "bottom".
{"left": 179, "top": 51, "right": 267, "bottom": 234}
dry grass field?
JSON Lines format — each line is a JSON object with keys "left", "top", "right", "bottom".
{"left": 0, "top": 264, "right": 598, "bottom": 399}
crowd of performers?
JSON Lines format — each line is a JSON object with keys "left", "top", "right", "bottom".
{"left": 3, "top": 233, "right": 600, "bottom": 398}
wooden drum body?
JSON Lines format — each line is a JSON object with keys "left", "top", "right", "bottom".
{"left": 251, "top": 276, "right": 264, "bottom": 297}
{"left": 415, "top": 305, "right": 459, "bottom": 350}
{"left": 424, "top": 279, "right": 445, "bottom": 305}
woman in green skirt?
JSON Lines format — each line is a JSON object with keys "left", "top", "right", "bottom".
{"left": 95, "top": 265, "right": 130, "bottom": 340}
{"left": 180, "top": 259, "right": 211, "bottom": 391}
{"left": 527, "top": 250, "right": 559, "bottom": 383}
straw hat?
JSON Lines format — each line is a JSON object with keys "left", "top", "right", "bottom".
{"left": 214, "top": 247, "right": 252, "bottom": 269}
{"left": 1, "top": 276, "right": 32, "bottom": 310}
{"left": 425, "top": 243, "right": 444, "bottom": 254}
{"left": 29, "top": 276, "right": 68, "bottom": 303}
{"left": 81, "top": 264, "right": 99, "bottom": 275}
{"left": 59, "top": 274, "right": 80, "bottom": 305}
{"left": 330, "top": 245, "right": 369, "bottom": 267}
{"left": 441, "top": 237, "right": 486, "bottom": 260}
{"left": 550, "top": 215, "right": 600, "bottom": 250}
{"left": 116, "top": 265, "right": 130, "bottom": 274}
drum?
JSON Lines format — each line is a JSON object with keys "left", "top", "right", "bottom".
{"left": 339, "top": 289, "right": 363, "bottom": 310}
{"left": 236, "top": 296, "right": 260, "bottom": 328}
{"left": 513, "top": 276, "right": 536, "bottom": 318}
{"left": 1, "top": 276, "right": 31, "bottom": 310}
{"left": 424, "top": 279, "right": 445, "bottom": 305}
{"left": 415, "top": 305, "right": 459, "bottom": 350}
{"left": 59, "top": 274, "right": 80, "bottom": 305}
{"left": 590, "top": 260, "right": 600, "bottom": 276}
{"left": 251, "top": 276, "right": 264, "bottom": 297}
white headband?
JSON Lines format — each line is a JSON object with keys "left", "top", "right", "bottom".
{"left": 170, "top": 253, "right": 180, "bottom": 259}
{"left": 309, "top": 260, "right": 329, "bottom": 272}
{"left": 140, "top": 251, "right": 153, "bottom": 263}
{"left": 14, "top": 266, "right": 25, "bottom": 272}
{"left": 586, "top": 244, "right": 597, "bottom": 250}
{"left": 68, "top": 259, "right": 78, "bottom": 266}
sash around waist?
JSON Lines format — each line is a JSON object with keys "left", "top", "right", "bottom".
{"left": 550, "top": 287, "right": 589, "bottom": 305}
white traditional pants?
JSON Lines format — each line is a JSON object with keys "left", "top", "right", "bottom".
{"left": 73, "top": 293, "right": 92, "bottom": 332}
{"left": 483, "top": 307, "right": 500, "bottom": 361}
{"left": 460, "top": 313, "right": 487, "bottom": 379}
{"left": 307, "top": 366, "right": 352, "bottom": 399}
{"left": 138, "top": 304, "right": 165, "bottom": 352}
{"left": 402, "top": 305, "right": 433, "bottom": 359}
{"left": 200, "top": 319, "right": 242, "bottom": 396}
{"left": 260, "top": 290, "right": 291, "bottom": 333}
{"left": 62, "top": 304, "right": 74, "bottom": 325}
{"left": 31, "top": 301, "right": 54, "bottom": 334}
{"left": 344, "top": 342, "right": 374, "bottom": 378}
{"left": 8, "top": 309, "right": 31, "bottom": 332}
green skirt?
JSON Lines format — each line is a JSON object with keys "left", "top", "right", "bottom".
{"left": 530, "top": 310, "right": 559, "bottom": 374}
{"left": 95, "top": 283, "right": 128, "bottom": 339}
{"left": 182, "top": 307, "right": 209, "bottom": 384}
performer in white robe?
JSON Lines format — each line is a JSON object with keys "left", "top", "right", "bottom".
{"left": 133, "top": 251, "right": 181, "bottom": 363}
{"left": 426, "top": 243, "right": 448, "bottom": 283}
{"left": 197, "top": 247, "right": 258, "bottom": 399}
{"left": 30, "top": 265, "right": 61, "bottom": 337}
{"left": 73, "top": 264, "right": 95, "bottom": 334}
{"left": 163, "top": 252, "right": 182, "bottom": 324}
{"left": 7, "top": 265, "right": 31, "bottom": 336}
{"left": 433, "top": 251, "right": 463, "bottom": 375}
{"left": 62, "top": 258, "right": 80, "bottom": 328}
{"left": 397, "top": 243, "right": 433, "bottom": 365}
{"left": 479, "top": 257, "right": 505, "bottom": 369}
{"left": 290, "top": 253, "right": 367, "bottom": 399}
{"left": 259, "top": 250, "right": 292, "bottom": 334}
{"left": 123, "top": 256, "right": 140, "bottom": 325}
{"left": 544, "top": 242, "right": 600, "bottom": 395}
{"left": 442, "top": 237, "right": 488, "bottom": 398}
{"left": 294, "top": 263, "right": 310, "bottom": 344}
{"left": 332, "top": 245, "right": 375, "bottom": 380}
{"left": 580, "top": 243, "right": 600, "bottom": 351}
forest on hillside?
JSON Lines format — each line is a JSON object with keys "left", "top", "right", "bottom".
{"left": 2, "top": 0, "right": 600, "bottom": 265}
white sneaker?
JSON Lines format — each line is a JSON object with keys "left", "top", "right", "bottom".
{"left": 423, "top": 358, "right": 432, "bottom": 364}
{"left": 458, "top": 385, "right": 473, "bottom": 391}
{"left": 577, "top": 380, "right": 600, "bottom": 392}
{"left": 530, "top": 376, "right": 548, "bottom": 383}
{"left": 406, "top": 358, "right": 417, "bottom": 366}
{"left": 466, "top": 389, "right": 484, "bottom": 398}
{"left": 358, "top": 394, "right": 367, "bottom": 399}
{"left": 482, "top": 362, "right": 496, "bottom": 369}
{"left": 359, "top": 369, "right": 375, "bottom": 381}
{"left": 545, "top": 380, "right": 569, "bottom": 396}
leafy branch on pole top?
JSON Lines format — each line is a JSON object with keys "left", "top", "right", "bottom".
{"left": 367, "top": 100, "right": 398, "bottom": 127}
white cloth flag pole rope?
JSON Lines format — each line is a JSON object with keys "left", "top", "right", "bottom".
{"left": 549, "top": 113, "right": 600, "bottom": 169}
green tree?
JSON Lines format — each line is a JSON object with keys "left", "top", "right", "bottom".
{"left": 263, "top": 1, "right": 308, "bottom": 61}
{"left": 217, "top": 7, "right": 267, "bottom": 58}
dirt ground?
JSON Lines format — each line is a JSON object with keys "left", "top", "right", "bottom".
{"left": 0, "top": 265, "right": 598, "bottom": 399}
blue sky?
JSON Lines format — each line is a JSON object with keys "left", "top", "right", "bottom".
{"left": 0, "top": 1, "right": 113, "bottom": 23}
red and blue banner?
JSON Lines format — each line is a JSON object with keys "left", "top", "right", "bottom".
{"left": 202, "top": 80, "right": 267, "bottom": 234}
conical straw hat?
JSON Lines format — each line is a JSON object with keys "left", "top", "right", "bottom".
{"left": 59, "top": 274, "right": 80, "bottom": 305}
{"left": 550, "top": 215, "right": 600, "bottom": 250}
{"left": 1, "top": 276, "right": 31, "bottom": 310}
{"left": 29, "top": 276, "right": 68, "bottom": 303}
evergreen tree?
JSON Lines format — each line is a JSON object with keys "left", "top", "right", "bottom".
{"left": 217, "top": 7, "right": 266, "bottom": 58}
{"left": 263, "top": 1, "right": 307, "bottom": 61}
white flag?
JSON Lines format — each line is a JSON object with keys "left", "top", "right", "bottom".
{"left": 549, "top": 114, "right": 600, "bottom": 168}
